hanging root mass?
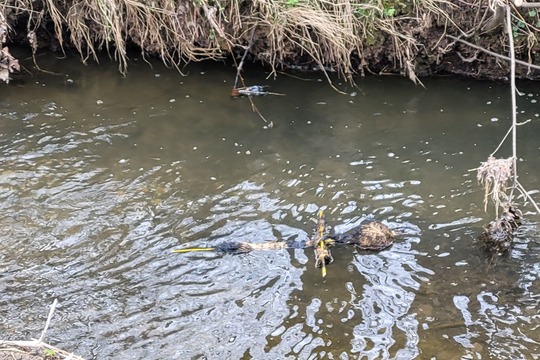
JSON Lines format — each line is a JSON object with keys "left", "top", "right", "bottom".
{"left": 476, "top": 156, "right": 514, "bottom": 214}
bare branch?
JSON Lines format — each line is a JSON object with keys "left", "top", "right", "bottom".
{"left": 447, "top": 34, "right": 540, "bottom": 71}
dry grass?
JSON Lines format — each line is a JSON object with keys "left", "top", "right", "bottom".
{"left": 2, "top": 0, "right": 540, "bottom": 81}
{"left": 0, "top": 0, "right": 456, "bottom": 80}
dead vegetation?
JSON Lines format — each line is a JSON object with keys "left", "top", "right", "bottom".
{"left": 477, "top": 156, "right": 514, "bottom": 215}
{"left": 2, "top": 0, "right": 540, "bottom": 83}
{"left": 0, "top": 11, "right": 19, "bottom": 83}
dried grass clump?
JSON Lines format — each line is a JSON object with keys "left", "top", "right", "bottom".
{"left": 244, "top": 1, "right": 362, "bottom": 81}
{"left": 476, "top": 156, "right": 514, "bottom": 214}
{"left": 237, "top": 0, "right": 460, "bottom": 83}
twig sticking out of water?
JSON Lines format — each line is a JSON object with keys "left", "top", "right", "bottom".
{"left": 200, "top": 2, "right": 273, "bottom": 127}
{"left": 0, "top": 299, "right": 86, "bottom": 360}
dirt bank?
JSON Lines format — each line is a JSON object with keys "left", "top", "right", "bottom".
{"left": 1, "top": 0, "right": 540, "bottom": 83}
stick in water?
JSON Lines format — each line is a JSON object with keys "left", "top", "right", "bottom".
{"left": 317, "top": 210, "right": 327, "bottom": 278}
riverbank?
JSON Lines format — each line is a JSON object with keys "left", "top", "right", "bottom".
{"left": 2, "top": 0, "right": 540, "bottom": 83}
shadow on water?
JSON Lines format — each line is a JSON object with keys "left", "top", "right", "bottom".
{"left": 1, "top": 50, "right": 540, "bottom": 359}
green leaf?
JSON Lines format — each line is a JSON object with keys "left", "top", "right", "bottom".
{"left": 384, "top": 7, "right": 396, "bottom": 17}
{"left": 44, "top": 348, "right": 57, "bottom": 357}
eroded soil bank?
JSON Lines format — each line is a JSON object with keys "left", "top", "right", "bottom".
{"left": 1, "top": 1, "right": 540, "bottom": 81}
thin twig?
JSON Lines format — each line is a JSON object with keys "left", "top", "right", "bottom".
{"left": 513, "top": 1, "right": 540, "bottom": 7}
{"left": 516, "top": 180, "right": 540, "bottom": 214}
{"left": 490, "top": 124, "right": 513, "bottom": 157}
{"left": 38, "top": 298, "right": 58, "bottom": 343}
{"left": 234, "top": 26, "right": 256, "bottom": 89}
{"left": 447, "top": 34, "right": 540, "bottom": 71}
{"left": 506, "top": 5, "right": 518, "bottom": 200}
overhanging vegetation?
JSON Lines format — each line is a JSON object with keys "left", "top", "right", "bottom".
{"left": 2, "top": 0, "right": 540, "bottom": 82}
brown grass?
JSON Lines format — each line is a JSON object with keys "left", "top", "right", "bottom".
{"left": 2, "top": 0, "right": 540, "bottom": 81}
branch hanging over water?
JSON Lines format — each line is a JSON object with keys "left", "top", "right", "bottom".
{"left": 447, "top": 34, "right": 540, "bottom": 71}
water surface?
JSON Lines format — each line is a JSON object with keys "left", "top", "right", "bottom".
{"left": 1, "top": 52, "right": 540, "bottom": 359}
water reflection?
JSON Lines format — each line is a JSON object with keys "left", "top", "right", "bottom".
{"left": 1, "top": 53, "right": 540, "bottom": 359}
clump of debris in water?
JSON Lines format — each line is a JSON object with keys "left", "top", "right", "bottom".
{"left": 476, "top": 156, "right": 522, "bottom": 254}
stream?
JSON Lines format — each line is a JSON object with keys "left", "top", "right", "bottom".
{"left": 1, "top": 51, "right": 540, "bottom": 359}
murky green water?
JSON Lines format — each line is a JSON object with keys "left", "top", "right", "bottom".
{"left": 1, "top": 52, "right": 539, "bottom": 359}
